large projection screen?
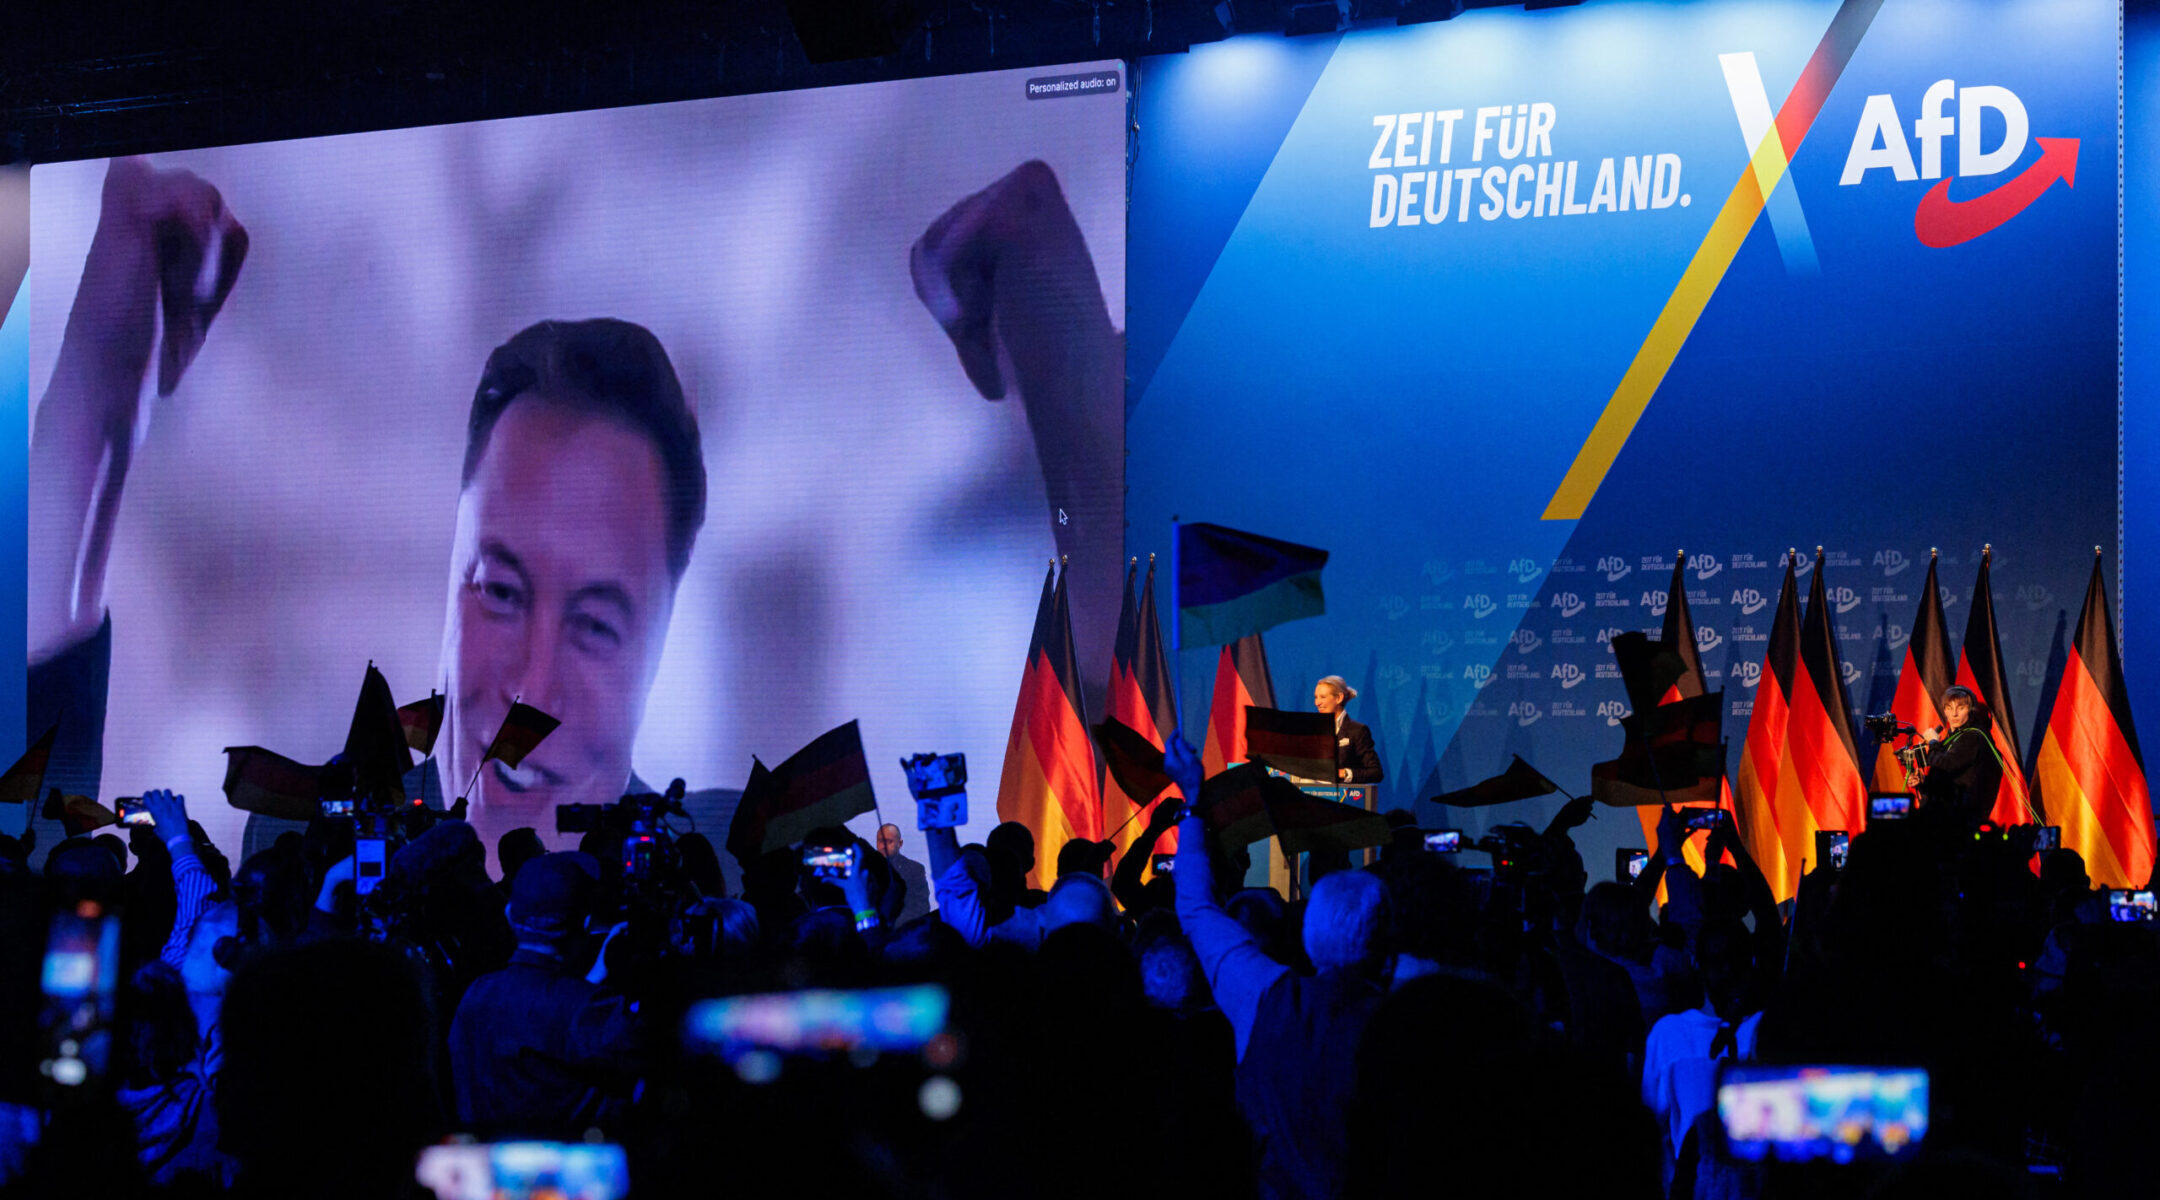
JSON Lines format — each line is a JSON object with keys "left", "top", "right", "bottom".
{"left": 26, "top": 63, "right": 1128, "bottom": 870}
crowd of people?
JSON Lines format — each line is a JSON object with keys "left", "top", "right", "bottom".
{"left": 0, "top": 730, "right": 2152, "bottom": 1199}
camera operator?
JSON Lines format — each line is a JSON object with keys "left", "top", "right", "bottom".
{"left": 447, "top": 851, "right": 640, "bottom": 1138}
{"left": 1914, "top": 686, "right": 2007, "bottom": 830}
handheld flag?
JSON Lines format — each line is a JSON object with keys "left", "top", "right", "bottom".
{"left": 0, "top": 727, "right": 56, "bottom": 808}
{"left": 1427, "top": 755, "right": 1558, "bottom": 809}
{"left": 483, "top": 702, "right": 560, "bottom": 771}
{"left": 1093, "top": 715, "right": 1175, "bottom": 819}
{"left": 45, "top": 791, "right": 117, "bottom": 837}
{"left": 1622, "top": 554, "right": 1734, "bottom": 892}
{"left": 2034, "top": 551, "right": 2151, "bottom": 888}
{"left": 1103, "top": 558, "right": 1183, "bottom": 858}
{"left": 995, "top": 561, "right": 1102, "bottom": 889}
{"left": 1201, "top": 634, "right": 1278, "bottom": 778}
{"left": 398, "top": 693, "right": 447, "bottom": 757}
{"left": 728, "top": 721, "right": 878, "bottom": 860}
{"left": 1871, "top": 551, "right": 1954, "bottom": 794}
{"left": 1241, "top": 707, "right": 1340, "bottom": 782}
{"left": 345, "top": 663, "right": 413, "bottom": 805}
{"left": 1174, "top": 523, "right": 1328, "bottom": 647}
{"left": 222, "top": 746, "right": 327, "bottom": 822}
{"left": 1956, "top": 547, "right": 2036, "bottom": 825}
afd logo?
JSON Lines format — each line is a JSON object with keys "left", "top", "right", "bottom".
{"left": 1509, "top": 701, "right": 1544, "bottom": 728}
{"left": 1841, "top": 81, "right": 2078, "bottom": 248}
{"left": 1464, "top": 593, "right": 1498, "bottom": 619}
{"left": 1511, "top": 629, "right": 1545, "bottom": 655}
{"left": 1731, "top": 588, "right": 1769, "bottom": 616}
{"left": 1873, "top": 621, "right": 1912, "bottom": 651}
{"left": 1693, "top": 553, "right": 1723, "bottom": 581}
{"left": 1940, "top": 585, "right": 1959, "bottom": 610}
{"left": 1597, "top": 700, "right": 1632, "bottom": 726}
{"left": 1423, "top": 630, "right": 1458, "bottom": 655}
{"left": 1598, "top": 556, "right": 1632, "bottom": 582}
{"left": 1643, "top": 589, "right": 1669, "bottom": 616}
{"left": 1730, "top": 660, "right": 1764, "bottom": 690}
{"left": 1829, "top": 585, "right": 1861, "bottom": 614}
{"left": 1553, "top": 663, "right": 1587, "bottom": 689}
{"left": 1428, "top": 700, "right": 1454, "bottom": 723}
{"left": 1875, "top": 550, "right": 1911, "bottom": 577}
{"left": 1423, "top": 559, "right": 1456, "bottom": 584}
{"left": 2015, "top": 658, "right": 2048, "bottom": 688}
{"left": 1841, "top": 661, "right": 1863, "bottom": 686}
{"left": 1595, "top": 626, "right": 1627, "bottom": 645}
{"left": 1380, "top": 664, "right": 1411, "bottom": 688}
{"left": 2017, "top": 584, "right": 2056, "bottom": 612}
{"left": 1695, "top": 625, "right": 1723, "bottom": 655}
{"left": 1381, "top": 595, "right": 1410, "bottom": 620}
{"left": 1553, "top": 591, "right": 1586, "bottom": 618}
{"left": 1508, "top": 558, "right": 1543, "bottom": 583}
{"left": 1464, "top": 663, "right": 1495, "bottom": 689}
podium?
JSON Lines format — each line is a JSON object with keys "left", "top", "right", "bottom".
{"left": 1262, "top": 768, "right": 1377, "bottom": 900}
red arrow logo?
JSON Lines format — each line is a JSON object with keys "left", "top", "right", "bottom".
{"left": 1913, "top": 137, "right": 2078, "bottom": 248}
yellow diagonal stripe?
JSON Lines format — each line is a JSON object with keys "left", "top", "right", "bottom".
{"left": 1543, "top": 129, "right": 1788, "bottom": 521}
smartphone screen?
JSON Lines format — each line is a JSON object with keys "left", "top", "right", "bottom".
{"left": 39, "top": 900, "right": 121, "bottom": 1089}
{"left": 802, "top": 848, "right": 853, "bottom": 879}
{"left": 2108, "top": 889, "right": 2158, "bottom": 922}
{"left": 115, "top": 798, "right": 154, "bottom": 827}
{"left": 417, "top": 1142, "right": 629, "bottom": 1200}
{"left": 1715, "top": 1064, "right": 1928, "bottom": 1164}
{"left": 1424, "top": 830, "right": 1462, "bottom": 853}
{"left": 1816, "top": 830, "right": 1850, "bottom": 871}
{"left": 2035, "top": 826, "right": 2062, "bottom": 854}
{"left": 682, "top": 984, "right": 951, "bottom": 1063}
{"left": 1617, "top": 848, "right": 1649, "bottom": 882}
{"left": 1150, "top": 853, "right": 1176, "bottom": 875}
{"left": 1869, "top": 794, "right": 1911, "bottom": 820}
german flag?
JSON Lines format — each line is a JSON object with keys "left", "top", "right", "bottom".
{"left": 2034, "top": 552, "right": 2152, "bottom": 888}
{"left": 995, "top": 561, "right": 1102, "bottom": 890}
{"left": 1956, "top": 547, "right": 2036, "bottom": 825}
{"left": 483, "top": 701, "right": 561, "bottom": 772}
{"left": 1631, "top": 554, "right": 1732, "bottom": 885}
{"left": 222, "top": 745, "right": 326, "bottom": 822}
{"left": 728, "top": 720, "right": 878, "bottom": 860}
{"left": 1174, "top": 523, "right": 1328, "bottom": 647}
{"left": 1871, "top": 551, "right": 1953, "bottom": 794}
{"left": 1103, "top": 558, "right": 1181, "bottom": 859}
{"left": 1734, "top": 555, "right": 1808, "bottom": 902}
{"left": 1795, "top": 550, "right": 1869, "bottom": 843}
{"left": 398, "top": 693, "right": 446, "bottom": 757}
{"left": 1201, "top": 634, "right": 1278, "bottom": 778}
{"left": 344, "top": 663, "right": 413, "bottom": 805}
{"left": 0, "top": 727, "right": 56, "bottom": 808}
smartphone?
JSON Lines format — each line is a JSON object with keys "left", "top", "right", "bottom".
{"left": 355, "top": 837, "right": 390, "bottom": 897}
{"left": 416, "top": 1141, "right": 629, "bottom": 1200}
{"left": 1617, "top": 848, "right": 1650, "bottom": 882}
{"left": 115, "top": 798, "right": 153, "bottom": 827}
{"left": 1150, "top": 853, "right": 1177, "bottom": 875}
{"left": 320, "top": 798, "right": 355, "bottom": 818}
{"left": 1424, "top": 830, "right": 1463, "bottom": 853}
{"left": 682, "top": 984, "right": 951, "bottom": 1063}
{"left": 1816, "top": 830, "right": 1850, "bottom": 871}
{"left": 2034, "top": 826, "right": 2062, "bottom": 854}
{"left": 802, "top": 846, "right": 854, "bottom": 880}
{"left": 1685, "top": 809, "right": 1730, "bottom": 833}
{"left": 1869, "top": 794, "right": 1912, "bottom": 821}
{"left": 39, "top": 900, "right": 121, "bottom": 1090}
{"left": 1714, "top": 1063, "right": 1929, "bottom": 1164}
{"left": 900, "top": 752, "right": 968, "bottom": 797}
{"left": 2108, "top": 889, "right": 2158, "bottom": 922}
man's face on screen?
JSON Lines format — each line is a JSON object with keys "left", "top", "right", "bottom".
{"left": 443, "top": 396, "right": 679, "bottom": 833}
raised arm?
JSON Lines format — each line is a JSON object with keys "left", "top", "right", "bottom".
{"left": 1112, "top": 798, "right": 1181, "bottom": 913}
{"left": 1167, "top": 735, "right": 1285, "bottom": 1060}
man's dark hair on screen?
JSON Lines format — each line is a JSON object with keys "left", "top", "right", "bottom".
{"left": 464, "top": 318, "right": 708, "bottom": 579}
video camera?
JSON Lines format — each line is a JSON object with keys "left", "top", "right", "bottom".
{"left": 1472, "top": 822, "right": 1547, "bottom": 879}
{"left": 557, "top": 781, "right": 689, "bottom": 889}
{"left": 1862, "top": 713, "right": 1918, "bottom": 742}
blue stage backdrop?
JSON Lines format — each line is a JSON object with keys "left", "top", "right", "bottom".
{"left": 0, "top": 166, "right": 23, "bottom": 779}
{"left": 1128, "top": 0, "right": 2121, "bottom": 864}
{"left": 2127, "top": 0, "right": 2160, "bottom": 749}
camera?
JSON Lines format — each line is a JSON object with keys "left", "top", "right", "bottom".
{"left": 902, "top": 753, "right": 969, "bottom": 830}
{"left": 1472, "top": 823, "right": 1546, "bottom": 879}
{"left": 1863, "top": 713, "right": 1918, "bottom": 741}
{"left": 1617, "top": 848, "right": 1649, "bottom": 882}
{"left": 115, "top": 797, "right": 154, "bottom": 827}
{"left": 555, "top": 783, "right": 689, "bottom": 893}
{"left": 2108, "top": 889, "right": 2158, "bottom": 923}
{"left": 1151, "top": 853, "right": 1177, "bottom": 875}
{"left": 1870, "top": 794, "right": 1912, "bottom": 821}
{"left": 1424, "top": 829, "right": 1463, "bottom": 854}
{"left": 1685, "top": 809, "right": 1730, "bottom": 833}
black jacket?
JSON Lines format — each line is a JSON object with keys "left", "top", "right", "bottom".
{"left": 1335, "top": 717, "right": 1385, "bottom": 785}
{"left": 1917, "top": 716, "right": 2005, "bottom": 828}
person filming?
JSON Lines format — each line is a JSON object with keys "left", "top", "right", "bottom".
{"left": 1910, "top": 685, "right": 2006, "bottom": 829}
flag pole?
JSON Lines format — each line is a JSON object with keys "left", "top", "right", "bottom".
{"left": 1169, "top": 517, "right": 1183, "bottom": 738}
{"left": 461, "top": 693, "right": 512, "bottom": 803}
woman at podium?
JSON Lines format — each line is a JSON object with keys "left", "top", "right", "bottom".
{"left": 1314, "top": 676, "right": 1385, "bottom": 785}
